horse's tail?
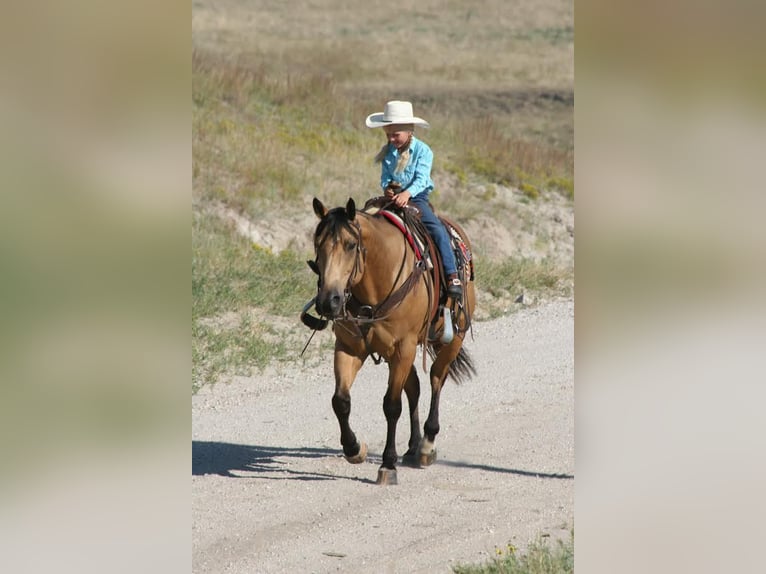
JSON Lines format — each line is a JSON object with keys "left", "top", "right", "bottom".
{"left": 447, "top": 347, "right": 476, "bottom": 384}
{"left": 425, "top": 343, "right": 476, "bottom": 384}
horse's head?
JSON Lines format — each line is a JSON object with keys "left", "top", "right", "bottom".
{"left": 310, "top": 197, "right": 365, "bottom": 318}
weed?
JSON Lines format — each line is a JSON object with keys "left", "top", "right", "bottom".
{"left": 452, "top": 531, "right": 573, "bottom": 574}
{"left": 478, "top": 257, "right": 570, "bottom": 299}
{"left": 448, "top": 115, "right": 573, "bottom": 193}
{"left": 519, "top": 183, "right": 540, "bottom": 200}
{"left": 192, "top": 211, "right": 318, "bottom": 391}
{"left": 546, "top": 176, "right": 574, "bottom": 199}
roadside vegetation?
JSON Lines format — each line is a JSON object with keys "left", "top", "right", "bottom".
{"left": 453, "top": 531, "right": 574, "bottom": 574}
{"left": 192, "top": 1, "right": 573, "bottom": 392}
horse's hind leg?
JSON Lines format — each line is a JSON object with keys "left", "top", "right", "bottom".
{"left": 401, "top": 365, "right": 422, "bottom": 467}
{"left": 420, "top": 341, "right": 460, "bottom": 466}
{"left": 332, "top": 344, "right": 367, "bottom": 463}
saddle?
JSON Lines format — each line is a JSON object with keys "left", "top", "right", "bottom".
{"left": 362, "top": 196, "right": 474, "bottom": 329}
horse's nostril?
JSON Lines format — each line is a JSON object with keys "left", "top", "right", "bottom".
{"left": 316, "top": 290, "right": 344, "bottom": 317}
{"left": 329, "top": 294, "right": 343, "bottom": 315}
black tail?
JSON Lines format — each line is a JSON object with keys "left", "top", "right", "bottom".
{"left": 427, "top": 345, "right": 476, "bottom": 384}
{"left": 448, "top": 347, "right": 477, "bottom": 384}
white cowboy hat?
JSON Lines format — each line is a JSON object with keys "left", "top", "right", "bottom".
{"left": 365, "top": 100, "right": 430, "bottom": 129}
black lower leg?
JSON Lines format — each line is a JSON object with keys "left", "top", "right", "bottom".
{"left": 404, "top": 369, "right": 421, "bottom": 455}
{"left": 332, "top": 393, "right": 361, "bottom": 458}
{"left": 423, "top": 388, "right": 441, "bottom": 442}
{"left": 381, "top": 392, "right": 402, "bottom": 469}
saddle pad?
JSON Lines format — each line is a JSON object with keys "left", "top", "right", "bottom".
{"left": 378, "top": 210, "right": 424, "bottom": 260}
{"left": 445, "top": 223, "right": 472, "bottom": 263}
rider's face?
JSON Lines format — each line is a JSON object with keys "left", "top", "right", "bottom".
{"left": 384, "top": 125, "right": 412, "bottom": 150}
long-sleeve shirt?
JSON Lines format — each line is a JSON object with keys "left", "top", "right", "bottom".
{"left": 379, "top": 136, "right": 434, "bottom": 198}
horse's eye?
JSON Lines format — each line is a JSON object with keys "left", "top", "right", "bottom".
{"left": 346, "top": 241, "right": 357, "bottom": 252}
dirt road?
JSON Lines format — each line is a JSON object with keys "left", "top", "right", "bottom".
{"left": 192, "top": 299, "right": 574, "bottom": 573}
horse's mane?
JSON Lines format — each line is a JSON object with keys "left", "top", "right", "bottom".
{"left": 315, "top": 207, "right": 358, "bottom": 245}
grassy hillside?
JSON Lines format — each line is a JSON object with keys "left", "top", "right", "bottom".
{"left": 192, "top": 0, "right": 574, "bottom": 390}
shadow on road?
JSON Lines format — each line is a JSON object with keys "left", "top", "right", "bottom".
{"left": 193, "top": 441, "right": 572, "bottom": 482}
{"left": 437, "top": 459, "right": 573, "bottom": 480}
{"left": 192, "top": 441, "right": 376, "bottom": 484}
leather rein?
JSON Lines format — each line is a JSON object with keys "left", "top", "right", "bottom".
{"left": 342, "top": 215, "right": 425, "bottom": 320}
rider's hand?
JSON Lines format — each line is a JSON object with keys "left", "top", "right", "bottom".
{"left": 393, "top": 190, "right": 411, "bottom": 208}
{"left": 385, "top": 181, "right": 401, "bottom": 199}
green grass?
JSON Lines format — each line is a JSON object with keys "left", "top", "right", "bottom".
{"left": 193, "top": 321, "right": 286, "bottom": 393}
{"left": 453, "top": 532, "right": 573, "bottom": 574}
{"left": 192, "top": 211, "right": 317, "bottom": 391}
{"left": 479, "top": 257, "right": 569, "bottom": 296}
{"left": 476, "top": 257, "right": 573, "bottom": 318}
{"left": 192, "top": 213, "right": 312, "bottom": 319}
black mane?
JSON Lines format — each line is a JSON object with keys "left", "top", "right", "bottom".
{"left": 315, "top": 207, "right": 356, "bottom": 245}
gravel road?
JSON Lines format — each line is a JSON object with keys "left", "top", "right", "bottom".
{"left": 192, "top": 299, "right": 574, "bottom": 573}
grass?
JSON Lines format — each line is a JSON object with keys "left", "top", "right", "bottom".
{"left": 192, "top": 212, "right": 311, "bottom": 319}
{"left": 192, "top": 0, "right": 573, "bottom": 391}
{"left": 453, "top": 532, "right": 574, "bottom": 574}
{"left": 476, "top": 257, "right": 573, "bottom": 319}
{"left": 192, "top": 0, "right": 573, "bottom": 91}
{"left": 439, "top": 115, "right": 573, "bottom": 196}
{"left": 192, "top": 210, "right": 319, "bottom": 391}
{"left": 479, "top": 257, "right": 570, "bottom": 296}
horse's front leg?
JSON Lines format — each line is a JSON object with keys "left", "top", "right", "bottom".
{"left": 332, "top": 343, "right": 367, "bottom": 463}
{"left": 401, "top": 365, "right": 422, "bottom": 467}
{"left": 377, "top": 345, "right": 417, "bottom": 485}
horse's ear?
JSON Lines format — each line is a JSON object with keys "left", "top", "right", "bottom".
{"left": 346, "top": 198, "right": 356, "bottom": 220}
{"left": 307, "top": 260, "right": 319, "bottom": 275}
{"left": 313, "top": 198, "right": 327, "bottom": 219}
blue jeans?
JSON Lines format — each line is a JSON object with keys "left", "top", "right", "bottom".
{"left": 410, "top": 194, "right": 457, "bottom": 276}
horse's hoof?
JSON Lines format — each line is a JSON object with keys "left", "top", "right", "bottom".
{"left": 344, "top": 442, "right": 367, "bottom": 464}
{"left": 401, "top": 452, "right": 420, "bottom": 468}
{"left": 376, "top": 467, "right": 398, "bottom": 485}
{"left": 419, "top": 448, "right": 437, "bottom": 467}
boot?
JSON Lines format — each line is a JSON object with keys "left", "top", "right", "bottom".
{"left": 446, "top": 273, "right": 462, "bottom": 298}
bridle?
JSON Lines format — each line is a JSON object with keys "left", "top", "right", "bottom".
{"left": 321, "top": 216, "right": 366, "bottom": 319}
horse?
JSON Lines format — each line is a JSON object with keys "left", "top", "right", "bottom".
{"left": 304, "top": 197, "right": 476, "bottom": 485}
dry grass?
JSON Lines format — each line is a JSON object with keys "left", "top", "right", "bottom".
{"left": 192, "top": 0, "right": 574, "bottom": 210}
{"left": 192, "top": 0, "right": 573, "bottom": 90}
{"left": 441, "top": 114, "right": 573, "bottom": 193}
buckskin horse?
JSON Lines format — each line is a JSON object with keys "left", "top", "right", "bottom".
{"left": 302, "top": 197, "right": 476, "bottom": 485}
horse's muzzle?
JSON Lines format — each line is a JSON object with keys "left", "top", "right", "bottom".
{"left": 315, "top": 288, "right": 346, "bottom": 318}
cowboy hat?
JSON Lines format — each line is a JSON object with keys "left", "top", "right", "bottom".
{"left": 365, "top": 100, "right": 430, "bottom": 129}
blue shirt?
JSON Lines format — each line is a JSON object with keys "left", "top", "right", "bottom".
{"left": 379, "top": 135, "right": 434, "bottom": 198}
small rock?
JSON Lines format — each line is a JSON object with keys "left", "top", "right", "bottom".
{"left": 322, "top": 551, "right": 346, "bottom": 558}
